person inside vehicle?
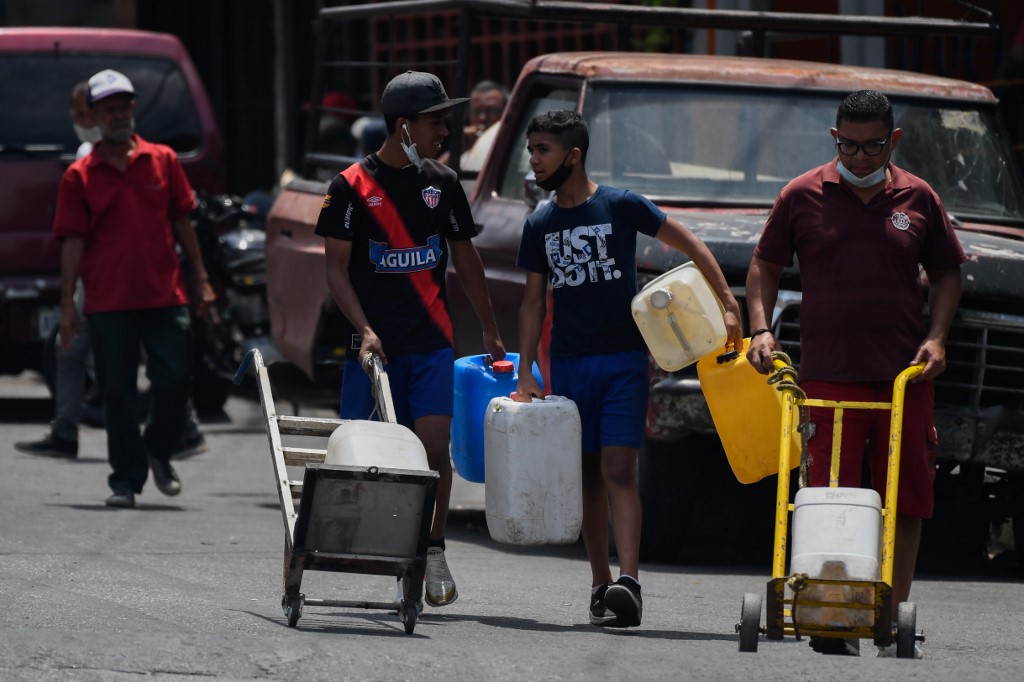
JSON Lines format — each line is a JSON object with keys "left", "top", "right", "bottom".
{"left": 315, "top": 70, "right": 506, "bottom": 610}
{"left": 514, "top": 110, "right": 742, "bottom": 629}
{"left": 459, "top": 80, "right": 509, "bottom": 172}
{"left": 745, "top": 90, "right": 964, "bottom": 658}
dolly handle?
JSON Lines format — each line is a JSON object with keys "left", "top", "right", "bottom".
{"left": 234, "top": 348, "right": 265, "bottom": 385}
{"left": 879, "top": 362, "right": 926, "bottom": 587}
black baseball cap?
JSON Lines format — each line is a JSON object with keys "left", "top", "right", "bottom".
{"left": 380, "top": 71, "right": 469, "bottom": 116}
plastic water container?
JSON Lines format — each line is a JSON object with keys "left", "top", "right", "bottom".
{"left": 696, "top": 338, "right": 801, "bottom": 483}
{"left": 325, "top": 420, "right": 430, "bottom": 471}
{"left": 452, "top": 353, "right": 542, "bottom": 483}
{"left": 484, "top": 395, "right": 582, "bottom": 545}
{"left": 631, "top": 262, "right": 727, "bottom": 371}
{"left": 789, "top": 487, "right": 882, "bottom": 628}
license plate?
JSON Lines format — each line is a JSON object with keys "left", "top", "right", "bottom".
{"left": 37, "top": 306, "right": 60, "bottom": 340}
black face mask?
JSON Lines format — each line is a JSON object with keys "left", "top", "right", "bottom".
{"left": 535, "top": 152, "right": 573, "bottom": 191}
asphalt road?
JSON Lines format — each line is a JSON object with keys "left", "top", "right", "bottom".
{"left": 1, "top": 371, "right": 1022, "bottom": 681}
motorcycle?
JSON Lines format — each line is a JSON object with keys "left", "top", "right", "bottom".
{"left": 188, "top": 191, "right": 272, "bottom": 414}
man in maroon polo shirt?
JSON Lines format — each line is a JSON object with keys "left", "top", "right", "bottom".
{"left": 53, "top": 69, "right": 215, "bottom": 508}
{"left": 745, "top": 90, "right": 965, "bottom": 657}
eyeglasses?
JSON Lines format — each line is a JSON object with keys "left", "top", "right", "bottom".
{"left": 836, "top": 138, "right": 889, "bottom": 156}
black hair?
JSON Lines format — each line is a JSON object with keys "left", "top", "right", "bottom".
{"left": 836, "top": 90, "right": 895, "bottom": 132}
{"left": 383, "top": 112, "right": 419, "bottom": 135}
{"left": 526, "top": 110, "right": 589, "bottom": 162}
{"left": 472, "top": 80, "right": 509, "bottom": 104}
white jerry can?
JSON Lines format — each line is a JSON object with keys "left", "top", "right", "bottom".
{"left": 325, "top": 420, "right": 430, "bottom": 471}
{"left": 631, "top": 261, "right": 727, "bottom": 371}
{"left": 484, "top": 395, "right": 583, "bottom": 545}
{"left": 788, "top": 487, "right": 883, "bottom": 628}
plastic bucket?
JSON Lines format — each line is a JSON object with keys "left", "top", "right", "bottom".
{"left": 631, "top": 262, "right": 727, "bottom": 371}
{"left": 696, "top": 338, "right": 801, "bottom": 483}
{"left": 326, "top": 420, "right": 430, "bottom": 471}
{"left": 452, "top": 353, "right": 542, "bottom": 483}
{"left": 789, "top": 487, "right": 882, "bottom": 628}
{"left": 484, "top": 395, "right": 582, "bottom": 545}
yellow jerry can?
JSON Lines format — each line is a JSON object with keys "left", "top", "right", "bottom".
{"left": 696, "top": 337, "right": 801, "bottom": 484}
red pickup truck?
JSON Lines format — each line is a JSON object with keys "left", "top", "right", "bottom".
{"left": 0, "top": 27, "right": 225, "bottom": 378}
{"left": 265, "top": 2, "right": 1024, "bottom": 569}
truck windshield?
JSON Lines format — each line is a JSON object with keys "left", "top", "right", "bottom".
{"left": 0, "top": 54, "right": 203, "bottom": 156}
{"left": 582, "top": 85, "right": 1024, "bottom": 224}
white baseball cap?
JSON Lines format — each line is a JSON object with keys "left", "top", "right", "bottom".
{"left": 88, "top": 69, "right": 135, "bottom": 104}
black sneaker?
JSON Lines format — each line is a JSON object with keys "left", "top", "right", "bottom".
{"left": 148, "top": 456, "right": 182, "bottom": 496}
{"left": 171, "top": 434, "right": 208, "bottom": 460}
{"left": 105, "top": 490, "right": 136, "bottom": 508}
{"left": 15, "top": 432, "right": 78, "bottom": 459}
{"left": 589, "top": 583, "right": 618, "bottom": 626}
{"left": 809, "top": 636, "right": 860, "bottom": 656}
{"left": 605, "top": 576, "right": 643, "bottom": 627}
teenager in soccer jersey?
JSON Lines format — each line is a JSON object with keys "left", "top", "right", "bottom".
{"left": 515, "top": 111, "right": 743, "bottom": 628}
{"left": 316, "top": 71, "right": 506, "bottom": 609}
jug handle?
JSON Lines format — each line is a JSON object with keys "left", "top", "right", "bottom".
{"left": 715, "top": 348, "right": 739, "bottom": 364}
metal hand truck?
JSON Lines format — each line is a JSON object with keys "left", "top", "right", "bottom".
{"left": 235, "top": 349, "right": 437, "bottom": 634}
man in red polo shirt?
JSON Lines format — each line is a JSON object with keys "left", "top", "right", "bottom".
{"left": 745, "top": 90, "right": 965, "bottom": 657}
{"left": 53, "top": 69, "right": 215, "bottom": 508}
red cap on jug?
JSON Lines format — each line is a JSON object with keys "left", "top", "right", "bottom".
{"left": 492, "top": 360, "right": 514, "bottom": 374}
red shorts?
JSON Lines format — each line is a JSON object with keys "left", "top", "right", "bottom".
{"left": 802, "top": 379, "right": 938, "bottom": 519}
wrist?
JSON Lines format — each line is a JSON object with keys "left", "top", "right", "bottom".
{"left": 751, "top": 327, "right": 772, "bottom": 338}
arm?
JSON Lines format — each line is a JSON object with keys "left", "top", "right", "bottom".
{"left": 172, "top": 214, "right": 215, "bottom": 318}
{"left": 58, "top": 237, "right": 84, "bottom": 352}
{"left": 655, "top": 217, "right": 743, "bottom": 351}
{"left": 448, "top": 239, "right": 506, "bottom": 360}
{"left": 324, "top": 236, "right": 385, "bottom": 363}
{"left": 515, "top": 271, "right": 547, "bottom": 401}
{"left": 745, "top": 256, "right": 785, "bottom": 374}
{"left": 911, "top": 266, "right": 961, "bottom": 382}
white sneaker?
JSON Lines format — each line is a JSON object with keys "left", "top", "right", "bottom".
{"left": 424, "top": 547, "right": 458, "bottom": 607}
{"left": 876, "top": 642, "right": 924, "bottom": 659}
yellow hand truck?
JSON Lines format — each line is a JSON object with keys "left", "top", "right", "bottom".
{"left": 736, "top": 358, "right": 925, "bottom": 658}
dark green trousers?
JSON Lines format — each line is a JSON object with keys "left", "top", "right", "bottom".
{"left": 87, "top": 306, "right": 192, "bottom": 494}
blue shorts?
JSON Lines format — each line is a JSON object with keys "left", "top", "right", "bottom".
{"left": 340, "top": 348, "right": 454, "bottom": 429}
{"left": 550, "top": 349, "right": 649, "bottom": 455}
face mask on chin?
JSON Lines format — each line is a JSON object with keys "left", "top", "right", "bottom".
{"left": 836, "top": 145, "right": 891, "bottom": 189}
{"left": 74, "top": 124, "right": 102, "bottom": 145}
{"left": 400, "top": 122, "right": 425, "bottom": 170}
{"left": 535, "top": 152, "right": 573, "bottom": 192}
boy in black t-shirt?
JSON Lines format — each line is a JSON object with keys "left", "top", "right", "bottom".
{"left": 516, "top": 111, "right": 742, "bottom": 627}
{"left": 316, "top": 71, "right": 506, "bottom": 609}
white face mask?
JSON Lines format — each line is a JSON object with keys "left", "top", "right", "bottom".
{"left": 400, "top": 122, "right": 424, "bottom": 169}
{"left": 835, "top": 140, "right": 892, "bottom": 189}
{"left": 74, "top": 124, "right": 102, "bottom": 145}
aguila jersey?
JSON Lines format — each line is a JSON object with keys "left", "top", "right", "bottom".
{"left": 316, "top": 154, "right": 477, "bottom": 356}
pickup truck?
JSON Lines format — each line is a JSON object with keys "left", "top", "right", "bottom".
{"left": 265, "top": 3, "right": 1024, "bottom": 569}
{"left": 0, "top": 27, "right": 225, "bottom": 379}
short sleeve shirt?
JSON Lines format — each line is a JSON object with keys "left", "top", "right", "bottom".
{"left": 754, "top": 160, "right": 966, "bottom": 382}
{"left": 315, "top": 155, "right": 476, "bottom": 356}
{"left": 517, "top": 185, "right": 665, "bottom": 357}
{"left": 52, "top": 135, "right": 195, "bottom": 314}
